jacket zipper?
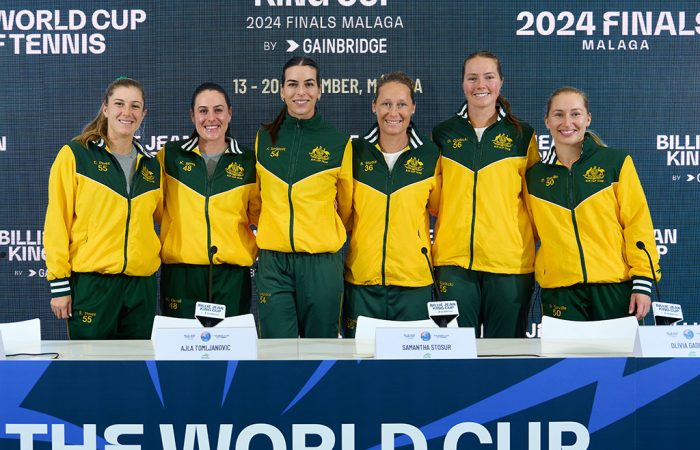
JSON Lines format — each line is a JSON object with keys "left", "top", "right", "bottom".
{"left": 116, "top": 154, "right": 134, "bottom": 274}
{"left": 568, "top": 167, "right": 588, "bottom": 283}
{"left": 287, "top": 121, "right": 301, "bottom": 252}
{"left": 380, "top": 153, "right": 397, "bottom": 286}
{"left": 468, "top": 139, "right": 483, "bottom": 270}
{"left": 204, "top": 153, "right": 225, "bottom": 264}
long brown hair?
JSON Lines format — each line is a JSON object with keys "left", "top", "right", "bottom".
{"left": 463, "top": 51, "right": 522, "bottom": 135}
{"left": 263, "top": 56, "right": 320, "bottom": 145}
{"left": 546, "top": 86, "right": 606, "bottom": 147}
{"left": 74, "top": 77, "right": 145, "bottom": 147}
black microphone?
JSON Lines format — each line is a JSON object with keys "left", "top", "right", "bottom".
{"left": 421, "top": 247, "right": 441, "bottom": 302}
{"left": 635, "top": 241, "right": 661, "bottom": 301}
{"left": 636, "top": 241, "right": 682, "bottom": 325}
{"left": 207, "top": 245, "right": 218, "bottom": 305}
{"left": 196, "top": 245, "right": 219, "bottom": 327}
{"left": 421, "top": 247, "right": 459, "bottom": 328}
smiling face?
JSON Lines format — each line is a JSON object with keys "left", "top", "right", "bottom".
{"left": 190, "top": 89, "right": 232, "bottom": 149}
{"left": 102, "top": 86, "right": 146, "bottom": 141}
{"left": 545, "top": 91, "right": 591, "bottom": 149}
{"left": 372, "top": 81, "right": 415, "bottom": 140}
{"left": 281, "top": 65, "right": 320, "bottom": 119}
{"left": 462, "top": 56, "right": 503, "bottom": 110}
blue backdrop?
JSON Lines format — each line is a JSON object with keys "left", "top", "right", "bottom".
{"left": 1, "top": 1, "right": 699, "bottom": 338}
{"left": 1, "top": 358, "right": 699, "bottom": 449}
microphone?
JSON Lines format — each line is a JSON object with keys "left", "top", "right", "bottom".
{"left": 636, "top": 241, "right": 683, "bottom": 325}
{"left": 196, "top": 245, "right": 223, "bottom": 327}
{"left": 421, "top": 247, "right": 458, "bottom": 328}
{"left": 421, "top": 247, "right": 441, "bottom": 302}
{"left": 635, "top": 241, "right": 661, "bottom": 301}
{"left": 208, "top": 245, "right": 218, "bottom": 304}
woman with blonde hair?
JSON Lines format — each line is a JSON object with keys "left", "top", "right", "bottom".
{"left": 526, "top": 86, "right": 658, "bottom": 321}
{"left": 45, "top": 77, "right": 161, "bottom": 339}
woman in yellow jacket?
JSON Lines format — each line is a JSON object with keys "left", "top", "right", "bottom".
{"left": 343, "top": 72, "right": 440, "bottom": 337}
{"left": 45, "top": 77, "right": 161, "bottom": 339}
{"left": 525, "top": 87, "right": 658, "bottom": 321}
{"left": 159, "top": 82, "right": 259, "bottom": 319}
{"left": 432, "top": 51, "right": 539, "bottom": 338}
{"left": 255, "top": 57, "right": 353, "bottom": 338}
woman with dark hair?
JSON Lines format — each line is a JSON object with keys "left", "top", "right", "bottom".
{"left": 432, "top": 51, "right": 539, "bottom": 338}
{"left": 342, "top": 71, "right": 440, "bottom": 337}
{"left": 45, "top": 77, "right": 161, "bottom": 339}
{"left": 158, "top": 82, "right": 259, "bottom": 319}
{"left": 255, "top": 56, "right": 353, "bottom": 338}
{"left": 526, "top": 86, "right": 658, "bottom": 321}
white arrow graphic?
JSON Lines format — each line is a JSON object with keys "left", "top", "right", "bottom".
{"left": 28, "top": 269, "right": 37, "bottom": 277}
{"left": 287, "top": 40, "right": 299, "bottom": 52}
{"left": 687, "top": 174, "right": 695, "bottom": 182}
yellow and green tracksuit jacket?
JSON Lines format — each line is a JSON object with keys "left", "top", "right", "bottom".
{"left": 431, "top": 102, "right": 539, "bottom": 274}
{"left": 525, "top": 134, "right": 660, "bottom": 294}
{"left": 158, "top": 136, "right": 260, "bottom": 267}
{"left": 345, "top": 124, "right": 441, "bottom": 287}
{"left": 44, "top": 138, "right": 162, "bottom": 298}
{"left": 255, "top": 112, "right": 352, "bottom": 253}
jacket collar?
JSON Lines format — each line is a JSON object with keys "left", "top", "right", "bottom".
{"left": 540, "top": 133, "right": 598, "bottom": 166}
{"left": 180, "top": 136, "right": 243, "bottom": 155}
{"left": 456, "top": 101, "right": 506, "bottom": 122}
{"left": 282, "top": 110, "right": 323, "bottom": 129}
{"left": 92, "top": 137, "right": 154, "bottom": 158}
{"left": 363, "top": 121, "right": 423, "bottom": 150}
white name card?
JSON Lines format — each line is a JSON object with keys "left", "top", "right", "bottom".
{"left": 153, "top": 327, "right": 257, "bottom": 360}
{"left": 374, "top": 327, "right": 477, "bottom": 359}
{"left": 195, "top": 301, "right": 226, "bottom": 320}
{"left": 652, "top": 302, "right": 683, "bottom": 324}
{"left": 0, "top": 330, "right": 5, "bottom": 360}
{"left": 634, "top": 325, "right": 700, "bottom": 357}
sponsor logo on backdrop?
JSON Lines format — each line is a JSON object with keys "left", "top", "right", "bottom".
{"left": 0, "top": 9, "right": 147, "bottom": 55}
{"left": 246, "top": 0, "right": 397, "bottom": 58}
{"left": 0, "top": 135, "right": 6, "bottom": 151}
{"left": 0, "top": 230, "right": 44, "bottom": 263}
{"left": 1, "top": 229, "right": 46, "bottom": 280}
{"left": 655, "top": 228, "right": 677, "bottom": 257}
{"left": 143, "top": 135, "right": 190, "bottom": 153}
{"left": 516, "top": 10, "right": 700, "bottom": 51}
{"left": 659, "top": 135, "right": 700, "bottom": 182}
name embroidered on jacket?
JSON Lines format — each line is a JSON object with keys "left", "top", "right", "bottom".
{"left": 362, "top": 160, "right": 377, "bottom": 172}
{"left": 94, "top": 160, "right": 111, "bottom": 172}
{"left": 226, "top": 162, "right": 245, "bottom": 179}
{"left": 179, "top": 161, "right": 196, "bottom": 172}
{"left": 492, "top": 133, "right": 513, "bottom": 150}
{"left": 404, "top": 156, "right": 424, "bottom": 174}
{"left": 141, "top": 166, "right": 155, "bottom": 183}
{"left": 309, "top": 145, "right": 330, "bottom": 163}
{"left": 447, "top": 137, "right": 468, "bottom": 149}
{"left": 269, "top": 146, "right": 285, "bottom": 157}
{"left": 583, "top": 166, "right": 605, "bottom": 182}
{"left": 541, "top": 175, "right": 558, "bottom": 187}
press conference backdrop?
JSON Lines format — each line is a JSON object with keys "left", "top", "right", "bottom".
{"left": 0, "top": 1, "right": 698, "bottom": 339}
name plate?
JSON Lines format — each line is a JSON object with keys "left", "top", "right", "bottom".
{"left": 153, "top": 327, "right": 257, "bottom": 360}
{"left": 374, "top": 327, "right": 476, "bottom": 359}
{"left": 634, "top": 325, "right": 700, "bottom": 357}
{"left": 0, "top": 330, "right": 5, "bottom": 360}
